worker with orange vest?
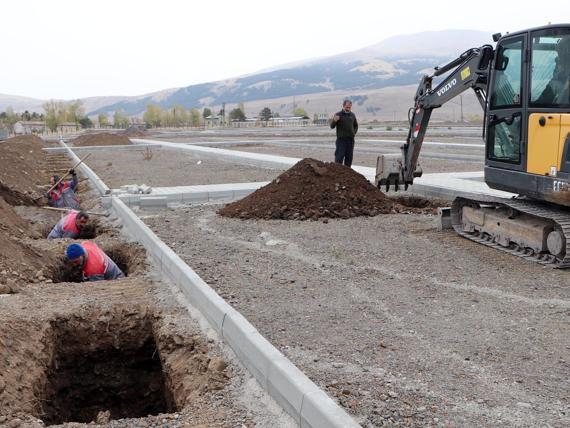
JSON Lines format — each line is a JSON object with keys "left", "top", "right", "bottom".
{"left": 65, "top": 242, "right": 125, "bottom": 281}
{"left": 47, "top": 169, "right": 80, "bottom": 209}
{"left": 47, "top": 210, "right": 89, "bottom": 240}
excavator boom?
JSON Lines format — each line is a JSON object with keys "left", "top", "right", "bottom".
{"left": 375, "top": 45, "right": 493, "bottom": 190}
{"left": 374, "top": 25, "right": 570, "bottom": 267}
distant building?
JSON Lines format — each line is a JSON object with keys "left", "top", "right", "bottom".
{"left": 205, "top": 115, "right": 224, "bottom": 127}
{"left": 13, "top": 121, "right": 79, "bottom": 135}
{"left": 13, "top": 121, "right": 46, "bottom": 135}
{"left": 268, "top": 116, "right": 310, "bottom": 127}
{"left": 313, "top": 113, "right": 329, "bottom": 126}
{"left": 58, "top": 122, "right": 80, "bottom": 133}
{"left": 230, "top": 115, "right": 311, "bottom": 128}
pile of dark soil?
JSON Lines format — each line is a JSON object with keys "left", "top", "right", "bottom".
{"left": 219, "top": 158, "right": 407, "bottom": 220}
{"left": 123, "top": 127, "right": 149, "bottom": 138}
{"left": 0, "top": 135, "right": 51, "bottom": 205}
{"left": 72, "top": 132, "right": 132, "bottom": 147}
{"left": 0, "top": 196, "right": 56, "bottom": 291}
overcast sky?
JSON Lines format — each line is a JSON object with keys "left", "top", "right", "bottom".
{"left": 1, "top": 0, "right": 566, "bottom": 100}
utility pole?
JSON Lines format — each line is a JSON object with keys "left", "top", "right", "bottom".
{"left": 460, "top": 94, "right": 464, "bottom": 123}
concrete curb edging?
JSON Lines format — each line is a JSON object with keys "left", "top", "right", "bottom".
{"left": 114, "top": 182, "right": 269, "bottom": 208}
{"left": 110, "top": 196, "right": 359, "bottom": 428}
{"left": 58, "top": 141, "right": 111, "bottom": 196}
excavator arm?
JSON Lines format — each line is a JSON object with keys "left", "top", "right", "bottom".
{"left": 375, "top": 45, "right": 494, "bottom": 191}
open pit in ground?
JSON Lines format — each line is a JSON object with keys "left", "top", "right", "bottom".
{"left": 218, "top": 158, "right": 442, "bottom": 220}
{"left": 0, "top": 135, "right": 292, "bottom": 427}
{"left": 0, "top": 289, "right": 250, "bottom": 427}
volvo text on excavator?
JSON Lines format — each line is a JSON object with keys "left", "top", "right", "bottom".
{"left": 375, "top": 24, "right": 570, "bottom": 267}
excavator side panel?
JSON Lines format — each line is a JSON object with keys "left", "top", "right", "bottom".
{"left": 558, "top": 115, "right": 570, "bottom": 170}
{"left": 527, "top": 113, "right": 561, "bottom": 175}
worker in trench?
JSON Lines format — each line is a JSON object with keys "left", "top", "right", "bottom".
{"left": 65, "top": 242, "right": 125, "bottom": 281}
{"left": 47, "top": 210, "right": 89, "bottom": 240}
{"left": 47, "top": 168, "right": 80, "bottom": 209}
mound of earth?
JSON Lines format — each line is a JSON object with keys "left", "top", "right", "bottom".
{"left": 0, "top": 135, "right": 51, "bottom": 205}
{"left": 72, "top": 132, "right": 132, "bottom": 147}
{"left": 1, "top": 135, "right": 44, "bottom": 146}
{"left": 123, "top": 127, "right": 149, "bottom": 138}
{"left": 0, "top": 195, "right": 54, "bottom": 290}
{"left": 219, "top": 158, "right": 405, "bottom": 220}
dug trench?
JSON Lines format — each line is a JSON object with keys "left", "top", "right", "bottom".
{"left": 48, "top": 242, "right": 146, "bottom": 283}
{"left": 0, "top": 301, "right": 233, "bottom": 426}
{"left": 0, "top": 136, "right": 275, "bottom": 426}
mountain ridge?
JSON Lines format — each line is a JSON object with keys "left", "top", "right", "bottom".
{"left": 0, "top": 29, "right": 492, "bottom": 120}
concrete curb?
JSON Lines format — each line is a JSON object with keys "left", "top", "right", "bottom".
{"left": 110, "top": 196, "right": 359, "bottom": 428}
{"left": 114, "top": 182, "right": 269, "bottom": 207}
{"left": 58, "top": 140, "right": 111, "bottom": 196}
{"left": 45, "top": 144, "right": 156, "bottom": 153}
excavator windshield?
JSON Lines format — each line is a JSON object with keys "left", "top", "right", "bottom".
{"left": 531, "top": 31, "right": 570, "bottom": 107}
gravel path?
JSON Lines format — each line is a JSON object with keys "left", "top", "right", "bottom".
{"left": 145, "top": 205, "right": 570, "bottom": 427}
{"left": 84, "top": 149, "right": 280, "bottom": 188}
{"left": 222, "top": 144, "right": 484, "bottom": 173}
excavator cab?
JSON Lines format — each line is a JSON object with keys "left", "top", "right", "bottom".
{"left": 375, "top": 24, "right": 570, "bottom": 266}
{"left": 485, "top": 26, "right": 570, "bottom": 206}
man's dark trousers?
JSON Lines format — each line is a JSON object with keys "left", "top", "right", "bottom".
{"left": 335, "top": 137, "right": 355, "bottom": 167}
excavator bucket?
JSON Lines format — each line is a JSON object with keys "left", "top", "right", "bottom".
{"left": 375, "top": 155, "right": 422, "bottom": 192}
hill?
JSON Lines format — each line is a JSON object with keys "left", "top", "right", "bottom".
{"left": 1, "top": 29, "right": 491, "bottom": 121}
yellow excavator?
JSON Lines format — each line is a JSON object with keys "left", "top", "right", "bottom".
{"left": 376, "top": 24, "right": 570, "bottom": 267}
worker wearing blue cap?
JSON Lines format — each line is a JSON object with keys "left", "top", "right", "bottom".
{"left": 66, "top": 242, "right": 125, "bottom": 282}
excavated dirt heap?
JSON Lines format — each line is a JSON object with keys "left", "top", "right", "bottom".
{"left": 0, "top": 196, "right": 55, "bottom": 291}
{"left": 219, "top": 158, "right": 403, "bottom": 220}
{"left": 0, "top": 135, "right": 51, "bottom": 205}
{"left": 72, "top": 132, "right": 132, "bottom": 147}
{"left": 123, "top": 127, "right": 149, "bottom": 138}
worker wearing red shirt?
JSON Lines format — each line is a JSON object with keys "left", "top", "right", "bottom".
{"left": 47, "top": 210, "right": 89, "bottom": 239}
{"left": 48, "top": 169, "right": 80, "bottom": 209}
{"left": 65, "top": 242, "right": 124, "bottom": 282}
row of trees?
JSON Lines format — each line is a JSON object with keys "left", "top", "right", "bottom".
{"left": 42, "top": 100, "right": 94, "bottom": 131}
{"left": 143, "top": 104, "right": 201, "bottom": 128}
{"left": 2, "top": 101, "right": 314, "bottom": 134}
{"left": 259, "top": 107, "right": 309, "bottom": 121}
{"left": 42, "top": 100, "right": 132, "bottom": 130}
{"left": 0, "top": 107, "right": 45, "bottom": 131}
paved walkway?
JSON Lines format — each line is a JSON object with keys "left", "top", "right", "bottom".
{"left": 132, "top": 138, "right": 514, "bottom": 202}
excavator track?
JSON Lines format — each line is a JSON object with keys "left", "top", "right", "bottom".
{"left": 451, "top": 197, "right": 570, "bottom": 268}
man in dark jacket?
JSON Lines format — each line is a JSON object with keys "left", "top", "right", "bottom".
{"left": 330, "top": 99, "right": 358, "bottom": 167}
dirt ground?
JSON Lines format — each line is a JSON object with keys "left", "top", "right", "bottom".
{"left": 71, "top": 133, "right": 132, "bottom": 147}
{"left": 220, "top": 144, "right": 484, "bottom": 173}
{"left": 219, "top": 158, "right": 442, "bottom": 220}
{"left": 0, "top": 135, "right": 58, "bottom": 205}
{"left": 145, "top": 204, "right": 570, "bottom": 427}
{"left": 0, "top": 138, "right": 293, "bottom": 427}
{"left": 148, "top": 127, "right": 485, "bottom": 174}
{"left": 83, "top": 148, "right": 281, "bottom": 188}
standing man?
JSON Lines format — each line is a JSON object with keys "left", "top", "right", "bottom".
{"left": 47, "top": 169, "right": 80, "bottom": 209}
{"left": 47, "top": 210, "right": 90, "bottom": 240}
{"left": 65, "top": 242, "right": 125, "bottom": 282}
{"left": 330, "top": 99, "right": 358, "bottom": 167}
